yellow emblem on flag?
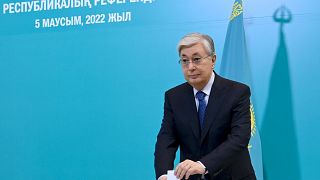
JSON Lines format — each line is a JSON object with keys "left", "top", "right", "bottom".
{"left": 230, "top": 1, "right": 243, "bottom": 21}
{"left": 250, "top": 104, "right": 257, "bottom": 137}
{"left": 248, "top": 104, "right": 256, "bottom": 149}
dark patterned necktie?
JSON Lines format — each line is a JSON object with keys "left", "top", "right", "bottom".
{"left": 196, "top": 91, "right": 206, "bottom": 129}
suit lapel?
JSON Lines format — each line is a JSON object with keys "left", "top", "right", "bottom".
{"left": 201, "top": 74, "right": 227, "bottom": 144}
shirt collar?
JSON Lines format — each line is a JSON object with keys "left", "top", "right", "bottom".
{"left": 193, "top": 72, "right": 215, "bottom": 97}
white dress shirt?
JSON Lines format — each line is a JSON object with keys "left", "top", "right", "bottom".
{"left": 193, "top": 72, "right": 215, "bottom": 110}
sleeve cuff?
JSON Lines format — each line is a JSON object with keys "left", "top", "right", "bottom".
{"left": 197, "top": 161, "right": 208, "bottom": 174}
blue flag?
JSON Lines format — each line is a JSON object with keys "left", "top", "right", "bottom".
{"left": 220, "top": 0, "right": 264, "bottom": 179}
{"left": 261, "top": 6, "right": 300, "bottom": 180}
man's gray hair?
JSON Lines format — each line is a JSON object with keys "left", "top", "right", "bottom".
{"left": 177, "top": 33, "right": 215, "bottom": 56}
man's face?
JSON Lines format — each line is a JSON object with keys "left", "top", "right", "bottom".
{"left": 180, "top": 43, "right": 216, "bottom": 90}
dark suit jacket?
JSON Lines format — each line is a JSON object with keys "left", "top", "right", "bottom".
{"left": 154, "top": 73, "right": 256, "bottom": 180}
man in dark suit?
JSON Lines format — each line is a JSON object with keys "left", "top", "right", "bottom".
{"left": 154, "top": 33, "right": 256, "bottom": 180}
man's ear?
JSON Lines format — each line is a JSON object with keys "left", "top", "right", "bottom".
{"left": 212, "top": 54, "right": 217, "bottom": 66}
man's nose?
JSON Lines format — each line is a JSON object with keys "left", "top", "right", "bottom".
{"left": 187, "top": 62, "right": 196, "bottom": 70}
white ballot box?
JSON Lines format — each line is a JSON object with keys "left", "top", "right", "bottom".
{"left": 167, "top": 170, "right": 179, "bottom": 180}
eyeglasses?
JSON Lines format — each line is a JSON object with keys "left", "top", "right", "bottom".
{"left": 178, "top": 55, "right": 212, "bottom": 66}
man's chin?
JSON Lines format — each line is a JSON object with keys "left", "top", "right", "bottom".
{"left": 187, "top": 79, "right": 201, "bottom": 87}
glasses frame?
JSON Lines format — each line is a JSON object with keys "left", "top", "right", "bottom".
{"left": 178, "top": 54, "right": 213, "bottom": 67}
